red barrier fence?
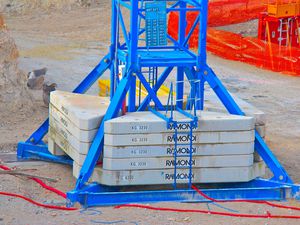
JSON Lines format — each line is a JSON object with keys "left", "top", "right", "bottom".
{"left": 208, "top": 0, "right": 265, "bottom": 26}
{"left": 168, "top": 1, "right": 300, "bottom": 76}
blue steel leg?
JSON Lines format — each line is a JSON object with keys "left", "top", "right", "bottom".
{"left": 177, "top": 1, "right": 186, "bottom": 109}
{"left": 204, "top": 65, "right": 293, "bottom": 184}
{"left": 199, "top": 74, "right": 205, "bottom": 110}
{"left": 128, "top": 74, "right": 136, "bottom": 112}
{"left": 17, "top": 142, "right": 73, "bottom": 165}
{"left": 75, "top": 74, "right": 133, "bottom": 189}
{"left": 183, "top": 67, "right": 198, "bottom": 110}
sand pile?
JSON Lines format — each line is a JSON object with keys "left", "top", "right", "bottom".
{"left": 0, "top": 14, "right": 33, "bottom": 114}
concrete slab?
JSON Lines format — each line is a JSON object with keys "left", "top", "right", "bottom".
{"left": 50, "top": 104, "right": 98, "bottom": 142}
{"left": 48, "top": 126, "right": 87, "bottom": 165}
{"left": 50, "top": 90, "right": 110, "bottom": 130}
{"left": 104, "top": 111, "right": 254, "bottom": 134}
{"left": 48, "top": 137, "right": 66, "bottom": 156}
{"left": 204, "top": 89, "right": 266, "bottom": 126}
{"left": 102, "top": 154, "right": 254, "bottom": 170}
{"left": 49, "top": 125, "right": 91, "bottom": 154}
{"left": 49, "top": 115, "right": 94, "bottom": 155}
{"left": 103, "top": 142, "right": 254, "bottom": 158}
{"left": 72, "top": 162, "right": 265, "bottom": 185}
{"left": 256, "top": 125, "right": 266, "bottom": 138}
{"left": 104, "top": 130, "right": 255, "bottom": 146}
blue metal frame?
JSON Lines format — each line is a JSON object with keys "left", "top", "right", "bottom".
{"left": 17, "top": 0, "right": 299, "bottom": 207}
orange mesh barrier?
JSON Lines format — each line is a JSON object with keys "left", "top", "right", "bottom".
{"left": 206, "top": 28, "right": 300, "bottom": 75}
{"left": 208, "top": 0, "right": 265, "bottom": 26}
{"left": 168, "top": 2, "right": 300, "bottom": 76}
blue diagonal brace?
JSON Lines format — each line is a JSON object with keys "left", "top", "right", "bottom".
{"left": 138, "top": 67, "right": 174, "bottom": 111}
{"left": 136, "top": 71, "right": 165, "bottom": 110}
{"left": 24, "top": 54, "right": 111, "bottom": 145}
{"left": 75, "top": 74, "right": 133, "bottom": 189}
{"left": 204, "top": 65, "right": 293, "bottom": 184}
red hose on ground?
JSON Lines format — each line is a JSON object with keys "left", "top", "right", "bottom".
{"left": 115, "top": 204, "right": 300, "bottom": 219}
{"left": 0, "top": 191, "right": 77, "bottom": 211}
{"left": 0, "top": 164, "right": 78, "bottom": 210}
{"left": 31, "top": 178, "right": 67, "bottom": 199}
{"left": 0, "top": 164, "right": 66, "bottom": 198}
{"left": 191, "top": 185, "right": 300, "bottom": 211}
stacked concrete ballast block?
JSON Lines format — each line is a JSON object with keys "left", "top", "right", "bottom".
{"left": 75, "top": 111, "right": 265, "bottom": 186}
{"left": 49, "top": 90, "right": 265, "bottom": 186}
{"left": 48, "top": 90, "right": 110, "bottom": 177}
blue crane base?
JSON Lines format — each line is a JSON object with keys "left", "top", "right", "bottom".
{"left": 16, "top": 58, "right": 300, "bottom": 207}
{"left": 16, "top": 0, "right": 300, "bottom": 207}
{"left": 15, "top": 141, "right": 300, "bottom": 207}
{"left": 15, "top": 139, "right": 300, "bottom": 207}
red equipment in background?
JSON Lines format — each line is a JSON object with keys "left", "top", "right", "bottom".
{"left": 258, "top": 1, "right": 300, "bottom": 47}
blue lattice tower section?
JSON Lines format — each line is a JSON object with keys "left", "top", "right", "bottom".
{"left": 17, "top": 0, "right": 300, "bottom": 207}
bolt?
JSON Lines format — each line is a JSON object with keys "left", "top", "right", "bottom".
{"left": 279, "top": 175, "right": 284, "bottom": 181}
{"left": 104, "top": 59, "right": 110, "bottom": 63}
{"left": 30, "top": 137, "right": 35, "bottom": 143}
{"left": 204, "top": 70, "right": 208, "bottom": 75}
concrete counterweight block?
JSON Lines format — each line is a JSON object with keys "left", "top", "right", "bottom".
{"left": 73, "top": 161, "right": 266, "bottom": 185}
{"left": 49, "top": 90, "right": 111, "bottom": 165}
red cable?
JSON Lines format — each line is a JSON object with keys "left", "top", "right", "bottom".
{"left": 31, "top": 178, "right": 67, "bottom": 199}
{"left": 115, "top": 204, "right": 300, "bottom": 219}
{"left": 0, "top": 164, "right": 66, "bottom": 198}
{"left": 0, "top": 191, "right": 77, "bottom": 211}
{"left": 0, "top": 165, "right": 11, "bottom": 171}
{"left": 0, "top": 163, "right": 78, "bottom": 210}
{"left": 191, "top": 185, "right": 300, "bottom": 211}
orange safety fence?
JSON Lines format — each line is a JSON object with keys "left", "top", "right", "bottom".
{"left": 206, "top": 28, "right": 300, "bottom": 75}
{"left": 208, "top": 0, "right": 266, "bottom": 27}
{"left": 168, "top": 3, "right": 300, "bottom": 76}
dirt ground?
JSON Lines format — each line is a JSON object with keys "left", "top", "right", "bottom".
{"left": 1, "top": 2, "right": 300, "bottom": 225}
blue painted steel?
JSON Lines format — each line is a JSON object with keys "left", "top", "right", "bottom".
{"left": 67, "top": 178, "right": 299, "bottom": 207}
{"left": 17, "top": 142, "right": 73, "bottom": 165}
{"left": 18, "top": 0, "right": 298, "bottom": 207}
{"left": 145, "top": 1, "right": 167, "bottom": 46}
{"left": 76, "top": 74, "right": 133, "bottom": 189}
{"left": 203, "top": 66, "right": 293, "bottom": 184}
